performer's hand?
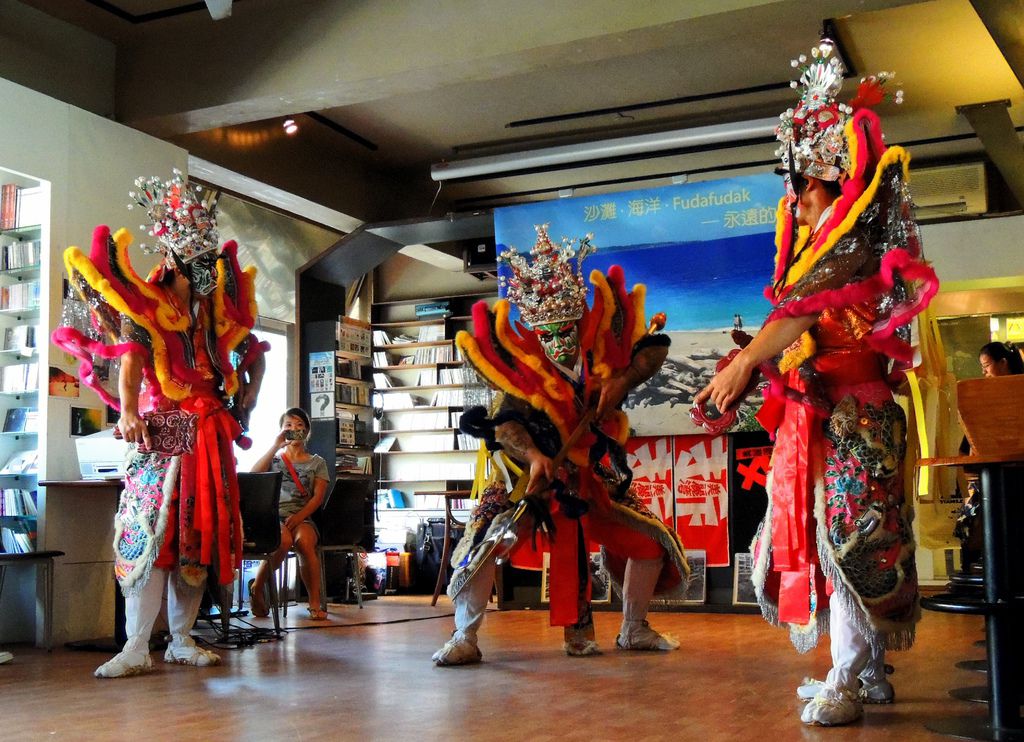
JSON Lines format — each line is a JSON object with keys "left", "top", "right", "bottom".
{"left": 525, "top": 451, "right": 555, "bottom": 495}
{"left": 118, "top": 410, "right": 151, "bottom": 450}
{"left": 283, "top": 514, "right": 302, "bottom": 532}
{"left": 694, "top": 351, "right": 755, "bottom": 414}
{"left": 240, "top": 384, "right": 259, "bottom": 413}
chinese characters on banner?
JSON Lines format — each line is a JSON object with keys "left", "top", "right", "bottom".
{"left": 625, "top": 436, "right": 674, "bottom": 528}
{"left": 624, "top": 434, "right": 731, "bottom": 567}
{"left": 673, "top": 434, "right": 730, "bottom": 567}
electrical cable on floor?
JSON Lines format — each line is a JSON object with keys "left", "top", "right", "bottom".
{"left": 194, "top": 611, "right": 289, "bottom": 649}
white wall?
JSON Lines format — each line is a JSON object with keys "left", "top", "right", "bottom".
{"left": 922, "top": 214, "right": 1024, "bottom": 284}
{"left": 0, "top": 76, "right": 186, "bottom": 645}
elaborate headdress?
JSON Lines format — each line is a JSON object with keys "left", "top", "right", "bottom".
{"left": 498, "top": 223, "right": 596, "bottom": 327}
{"left": 128, "top": 169, "right": 219, "bottom": 264}
{"left": 775, "top": 39, "right": 902, "bottom": 181}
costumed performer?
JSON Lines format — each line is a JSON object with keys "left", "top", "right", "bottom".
{"left": 432, "top": 224, "right": 689, "bottom": 666}
{"left": 53, "top": 170, "right": 267, "bottom": 678}
{"left": 695, "top": 40, "right": 938, "bottom": 726}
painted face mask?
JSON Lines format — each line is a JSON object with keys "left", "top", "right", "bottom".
{"left": 187, "top": 252, "right": 219, "bottom": 297}
{"left": 535, "top": 320, "right": 579, "bottom": 366}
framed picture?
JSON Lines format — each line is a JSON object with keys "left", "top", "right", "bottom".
{"left": 70, "top": 406, "right": 103, "bottom": 437}
{"left": 652, "top": 548, "right": 707, "bottom": 607}
{"left": 732, "top": 552, "right": 758, "bottom": 606}
{"left": 540, "top": 551, "right": 613, "bottom": 604}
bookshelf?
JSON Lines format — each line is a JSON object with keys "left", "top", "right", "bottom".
{"left": 0, "top": 180, "right": 43, "bottom": 556}
{"left": 334, "top": 316, "right": 375, "bottom": 478}
{"left": 371, "top": 292, "right": 494, "bottom": 515}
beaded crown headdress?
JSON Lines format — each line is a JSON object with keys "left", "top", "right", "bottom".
{"left": 499, "top": 223, "right": 596, "bottom": 327}
{"left": 128, "top": 169, "right": 220, "bottom": 264}
{"left": 775, "top": 39, "right": 902, "bottom": 181}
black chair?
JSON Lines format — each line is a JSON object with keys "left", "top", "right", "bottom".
{"left": 313, "top": 478, "right": 373, "bottom": 610}
{"left": 235, "top": 471, "right": 284, "bottom": 633}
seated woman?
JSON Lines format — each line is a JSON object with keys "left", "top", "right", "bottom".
{"left": 979, "top": 340, "right": 1024, "bottom": 378}
{"left": 249, "top": 408, "right": 330, "bottom": 620}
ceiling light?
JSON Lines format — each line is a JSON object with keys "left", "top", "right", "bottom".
{"left": 204, "top": 0, "right": 232, "bottom": 20}
{"left": 283, "top": 119, "right": 298, "bottom": 135}
{"left": 431, "top": 117, "right": 778, "bottom": 182}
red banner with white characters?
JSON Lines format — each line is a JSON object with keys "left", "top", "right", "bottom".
{"left": 625, "top": 436, "right": 674, "bottom": 528}
{"left": 673, "top": 434, "right": 730, "bottom": 566}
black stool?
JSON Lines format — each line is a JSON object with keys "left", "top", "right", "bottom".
{"left": 0, "top": 550, "right": 65, "bottom": 650}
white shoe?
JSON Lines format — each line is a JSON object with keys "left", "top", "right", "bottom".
{"left": 432, "top": 633, "right": 482, "bottom": 666}
{"left": 797, "top": 676, "right": 894, "bottom": 704}
{"left": 163, "top": 637, "right": 221, "bottom": 667}
{"left": 95, "top": 650, "right": 154, "bottom": 678}
{"left": 616, "top": 620, "right": 680, "bottom": 651}
{"left": 0, "top": 650, "right": 13, "bottom": 665}
{"left": 801, "top": 687, "right": 863, "bottom": 726}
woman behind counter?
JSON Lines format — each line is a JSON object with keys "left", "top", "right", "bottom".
{"left": 250, "top": 407, "right": 330, "bottom": 619}
{"left": 979, "top": 341, "right": 1024, "bottom": 378}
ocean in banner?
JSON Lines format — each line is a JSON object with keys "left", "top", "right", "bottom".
{"left": 583, "top": 232, "right": 774, "bottom": 332}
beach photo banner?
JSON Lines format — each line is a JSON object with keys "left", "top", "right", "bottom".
{"left": 494, "top": 173, "right": 782, "bottom": 435}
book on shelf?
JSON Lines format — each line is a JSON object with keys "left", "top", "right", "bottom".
{"left": 438, "top": 367, "right": 465, "bottom": 384}
{"left": 338, "top": 418, "right": 366, "bottom": 446}
{"left": 374, "top": 435, "right": 397, "bottom": 453}
{"left": 1, "top": 362, "right": 38, "bottom": 393}
{"left": 335, "top": 382, "right": 370, "bottom": 406}
{"left": 0, "top": 280, "right": 41, "bottom": 311}
{"left": 3, "top": 324, "right": 36, "bottom": 352}
{"left": 377, "top": 488, "right": 408, "bottom": 508}
{"left": 372, "top": 351, "right": 389, "bottom": 367}
{"left": 337, "top": 453, "right": 371, "bottom": 474}
{"left": 15, "top": 186, "right": 45, "bottom": 230}
{"left": 378, "top": 392, "right": 415, "bottom": 410}
{"left": 1, "top": 488, "right": 37, "bottom": 516}
{"left": 431, "top": 388, "right": 465, "bottom": 406}
{"left": 417, "top": 368, "right": 437, "bottom": 385}
{"left": 372, "top": 372, "right": 393, "bottom": 388}
{"left": 0, "top": 183, "right": 19, "bottom": 231}
{"left": 337, "top": 316, "right": 371, "bottom": 357}
{"left": 417, "top": 323, "right": 445, "bottom": 341}
{"left": 2, "top": 407, "right": 30, "bottom": 433}
{"left": 337, "top": 358, "right": 364, "bottom": 379}
{"left": 1, "top": 517, "right": 35, "bottom": 554}
{"left": 0, "top": 238, "right": 42, "bottom": 271}
{"left": 414, "top": 300, "right": 451, "bottom": 318}
{"left": 0, "top": 450, "right": 37, "bottom": 474}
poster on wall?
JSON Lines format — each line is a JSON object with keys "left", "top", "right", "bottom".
{"left": 673, "top": 434, "right": 730, "bottom": 567}
{"left": 625, "top": 436, "right": 674, "bottom": 528}
{"left": 494, "top": 174, "right": 781, "bottom": 435}
{"left": 728, "top": 432, "right": 773, "bottom": 554}
{"left": 308, "top": 351, "right": 335, "bottom": 420}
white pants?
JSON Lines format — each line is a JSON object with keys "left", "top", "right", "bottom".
{"left": 452, "top": 556, "right": 663, "bottom": 640}
{"left": 122, "top": 568, "right": 206, "bottom": 653}
{"left": 825, "top": 593, "right": 886, "bottom": 691}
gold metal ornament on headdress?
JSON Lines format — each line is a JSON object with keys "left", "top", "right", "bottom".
{"left": 128, "top": 169, "right": 220, "bottom": 264}
{"left": 498, "top": 223, "right": 596, "bottom": 327}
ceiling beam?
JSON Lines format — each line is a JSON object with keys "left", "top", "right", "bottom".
{"left": 969, "top": 0, "right": 1024, "bottom": 90}
{"left": 957, "top": 100, "right": 1024, "bottom": 208}
{"left": 113, "top": 0, "right": 917, "bottom": 137}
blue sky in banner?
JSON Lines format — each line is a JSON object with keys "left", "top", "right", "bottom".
{"left": 494, "top": 173, "right": 784, "bottom": 332}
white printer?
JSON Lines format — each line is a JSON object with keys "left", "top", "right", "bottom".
{"left": 75, "top": 428, "right": 131, "bottom": 480}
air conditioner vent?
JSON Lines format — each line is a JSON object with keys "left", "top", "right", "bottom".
{"left": 910, "top": 162, "right": 987, "bottom": 219}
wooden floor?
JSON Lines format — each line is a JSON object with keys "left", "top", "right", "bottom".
{"left": 0, "top": 596, "right": 993, "bottom": 742}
